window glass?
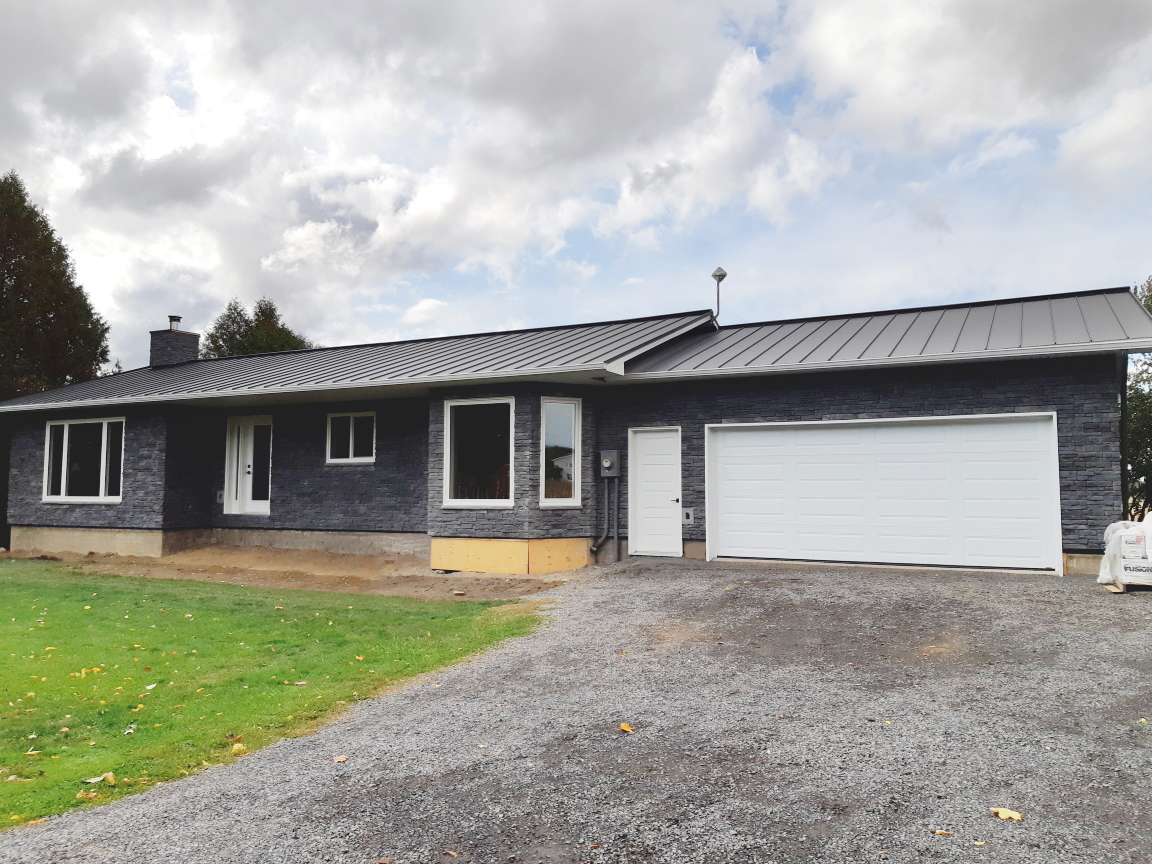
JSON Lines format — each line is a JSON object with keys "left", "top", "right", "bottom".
{"left": 251, "top": 423, "right": 272, "bottom": 502}
{"left": 329, "top": 415, "right": 351, "bottom": 460}
{"left": 449, "top": 402, "right": 511, "bottom": 500}
{"left": 542, "top": 401, "right": 577, "bottom": 500}
{"left": 65, "top": 422, "right": 103, "bottom": 497}
{"left": 47, "top": 425, "right": 65, "bottom": 496}
{"left": 352, "top": 415, "right": 374, "bottom": 458}
{"left": 105, "top": 421, "right": 124, "bottom": 497}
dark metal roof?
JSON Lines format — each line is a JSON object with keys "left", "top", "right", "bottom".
{"left": 0, "top": 311, "right": 715, "bottom": 412}
{"left": 626, "top": 287, "right": 1152, "bottom": 377}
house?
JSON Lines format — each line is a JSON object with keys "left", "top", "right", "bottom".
{"left": 2, "top": 287, "right": 1150, "bottom": 576}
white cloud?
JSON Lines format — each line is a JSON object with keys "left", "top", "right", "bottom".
{"left": 1, "top": 0, "right": 1151, "bottom": 368}
{"left": 400, "top": 297, "right": 450, "bottom": 326}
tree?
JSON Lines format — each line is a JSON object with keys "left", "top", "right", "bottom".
{"left": 200, "top": 297, "right": 317, "bottom": 358}
{"left": 0, "top": 170, "right": 109, "bottom": 401}
{"left": 1126, "top": 276, "right": 1152, "bottom": 520}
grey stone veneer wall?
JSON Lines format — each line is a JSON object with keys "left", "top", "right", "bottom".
{"left": 204, "top": 398, "right": 428, "bottom": 533}
{"left": 426, "top": 384, "right": 598, "bottom": 540}
{"left": 7, "top": 399, "right": 429, "bottom": 535}
{"left": 7, "top": 410, "right": 168, "bottom": 529}
{"left": 596, "top": 355, "right": 1123, "bottom": 553}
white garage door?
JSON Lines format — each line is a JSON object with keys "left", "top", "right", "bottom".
{"left": 707, "top": 414, "right": 1062, "bottom": 571}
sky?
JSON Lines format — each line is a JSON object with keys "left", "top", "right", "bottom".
{"left": 3, "top": 0, "right": 1152, "bottom": 369}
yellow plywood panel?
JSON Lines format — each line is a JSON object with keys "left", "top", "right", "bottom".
{"left": 528, "top": 538, "right": 591, "bottom": 574}
{"left": 431, "top": 538, "right": 530, "bottom": 574}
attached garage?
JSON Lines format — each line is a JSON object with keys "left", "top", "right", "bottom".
{"left": 705, "top": 414, "right": 1063, "bottom": 572}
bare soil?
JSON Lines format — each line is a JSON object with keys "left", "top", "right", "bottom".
{"left": 0, "top": 545, "right": 569, "bottom": 600}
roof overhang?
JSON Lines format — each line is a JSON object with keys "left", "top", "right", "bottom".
{"left": 618, "top": 339, "right": 1149, "bottom": 383}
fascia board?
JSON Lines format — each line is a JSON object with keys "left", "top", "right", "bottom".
{"left": 617, "top": 339, "right": 1152, "bottom": 382}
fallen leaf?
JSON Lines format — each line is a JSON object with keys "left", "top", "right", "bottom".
{"left": 145, "top": 684, "right": 157, "bottom": 690}
{"left": 355, "top": 655, "right": 365, "bottom": 661}
{"left": 76, "top": 791, "right": 99, "bottom": 800}
{"left": 334, "top": 755, "right": 348, "bottom": 763}
{"left": 990, "top": 808, "right": 1023, "bottom": 821}
{"left": 619, "top": 722, "right": 634, "bottom": 734}
{"left": 444, "top": 853, "right": 458, "bottom": 859}
{"left": 933, "top": 830, "right": 951, "bottom": 836}
{"left": 231, "top": 743, "right": 247, "bottom": 754}
{"left": 972, "top": 841, "right": 986, "bottom": 846}
{"left": 294, "top": 681, "right": 308, "bottom": 686}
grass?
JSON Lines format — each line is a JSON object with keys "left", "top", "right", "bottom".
{"left": 0, "top": 558, "right": 538, "bottom": 826}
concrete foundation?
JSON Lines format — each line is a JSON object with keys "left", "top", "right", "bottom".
{"left": 1063, "top": 553, "right": 1103, "bottom": 577}
{"left": 10, "top": 526, "right": 430, "bottom": 560}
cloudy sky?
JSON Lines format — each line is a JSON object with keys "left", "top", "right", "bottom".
{"left": 3, "top": 0, "right": 1152, "bottom": 368}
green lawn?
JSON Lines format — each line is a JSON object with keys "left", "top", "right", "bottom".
{"left": 0, "top": 558, "right": 538, "bottom": 826}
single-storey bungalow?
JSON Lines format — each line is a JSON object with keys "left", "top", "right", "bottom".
{"left": 2, "top": 286, "right": 1150, "bottom": 576}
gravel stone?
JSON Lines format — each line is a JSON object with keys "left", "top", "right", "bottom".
{"left": 2, "top": 560, "right": 1150, "bottom": 864}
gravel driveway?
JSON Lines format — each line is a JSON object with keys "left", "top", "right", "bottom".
{"left": 1, "top": 560, "right": 1150, "bottom": 864}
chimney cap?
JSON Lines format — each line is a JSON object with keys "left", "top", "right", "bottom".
{"left": 168, "top": 315, "right": 182, "bottom": 330}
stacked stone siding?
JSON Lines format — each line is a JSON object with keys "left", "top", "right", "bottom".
{"left": 596, "top": 355, "right": 1121, "bottom": 552}
{"left": 6, "top": 410, "right": 168, "bottom": 530}
{"left": 205, "top": 399, "right": 428, "bottom": 533}
{"left": 426, "top": 384, "right": 598, "bottom": 540}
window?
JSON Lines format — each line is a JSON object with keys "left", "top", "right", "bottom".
{"left": 541, "top": 398, "right": 580, "bottom": 506}
{"left": 43, "top": 418, "right": 125, "bottom": 502}
{"left": 444, "top": 398, "right": 514, "bottom": 507}
{"left": 327, "top": 412, "right": 375, "bottom": 463}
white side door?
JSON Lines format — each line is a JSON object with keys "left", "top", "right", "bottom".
{"left": 224, "top": 415, "right": 273, "bottom": 515}
{"left": 628, "top": 427, "right": 683, "bottom": 557}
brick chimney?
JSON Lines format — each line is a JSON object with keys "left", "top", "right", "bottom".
{"left": 149, "top": 315, "right": 200, "bottom": 367}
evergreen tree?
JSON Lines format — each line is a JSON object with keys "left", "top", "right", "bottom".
{"left": 201, "top": 296, "right": 316, "bottom": 358}
{"left": 0, "top": 170, "right": 109, "bottom": 400}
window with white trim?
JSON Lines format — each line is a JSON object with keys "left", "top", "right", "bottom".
{"left": 327, "top": 412, "right": 375, "bottom": 463}
{"left": 540, "top": 397, "right": 580, "bottom": 506}
{"left": 444, "top": 398, "right": 514, "bottom": 507}
{"left": 43, "top": 418, "right": 125, "bottom": 502}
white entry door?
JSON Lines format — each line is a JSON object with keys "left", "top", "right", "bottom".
{"left": 628, "top": 427, "right": 683, "bottom": 557}
{"left": 706, "top": 414, "right": 1062, "bottom": 571}
{"left": 224, "top": 415, "right": 273, "bottom": 515}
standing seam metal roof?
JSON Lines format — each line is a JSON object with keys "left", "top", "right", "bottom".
{"left": 625, "top": 287, "right": 1152, "bottom": 376}
{"left": 0, "top": 311, "right": 716, "bottom": 411}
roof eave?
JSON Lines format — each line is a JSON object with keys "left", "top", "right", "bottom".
{"left": 0, "top": 363, "right": 612, "bottom": 414}
{"left": 619, "top": 339, "right": 1151, "bottom": 382}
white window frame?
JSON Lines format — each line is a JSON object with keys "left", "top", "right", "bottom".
{"left": 442, "top": 397, "right": 515, "bottom": 509}
{"left": 326, "top": 412, "right": 376, "bottom": 464}
{"left": 42, "top": 417, "right": 126, "bottom": 504}
{"left": 539, "top": 397, "right": 581, "bottom": 508}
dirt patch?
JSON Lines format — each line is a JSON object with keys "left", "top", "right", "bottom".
{"left": 1, "top": 546, "right": 570, "bottom": 600}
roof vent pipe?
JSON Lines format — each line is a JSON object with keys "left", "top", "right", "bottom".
{"left": 168, "top": 315, "right": 182, "bottom": 331}
{"left": 712, "top": 267, "right": 727, "bottom": 321}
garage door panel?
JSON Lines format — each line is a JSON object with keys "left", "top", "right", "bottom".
{"left": 875, "top": 460, "right": 950, "bottom": 480}
{"left": 875, "top": 497, "right": 950, "bottom": 518}
{"left": 709, "top": 415, "right": 1059, "bottom": 570}
{"left": 797, "top": 531, "right": 867, "bottom": 555}
{"left": 877, "top": 533, "right": 951, "bottom": 555}
{"left": 797, "top": 461, "right": 865, "bottom": 481}
{"left": 797, "top": 496, "right": 864, "bottom": 516}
